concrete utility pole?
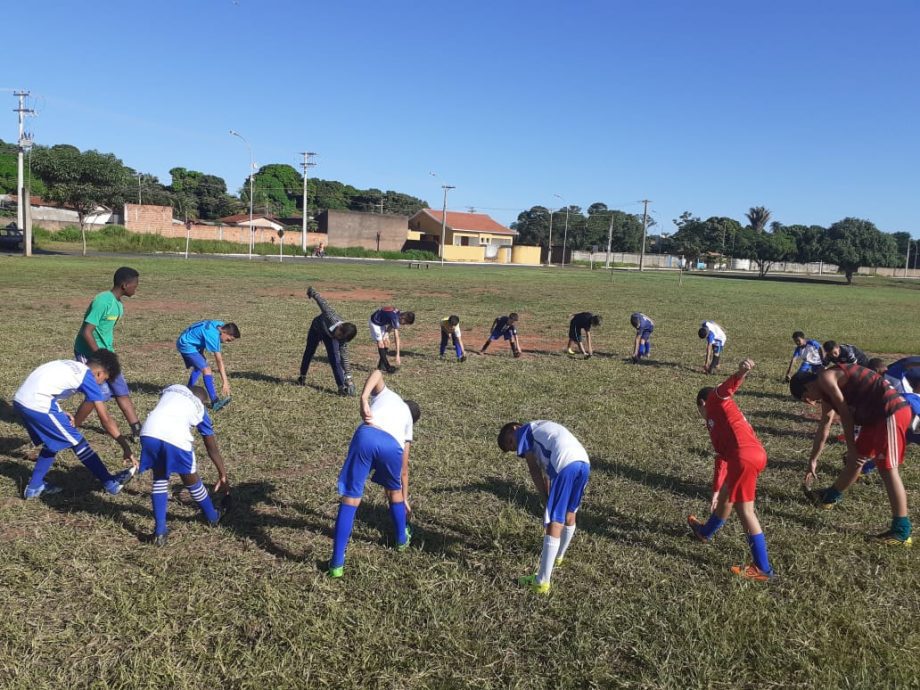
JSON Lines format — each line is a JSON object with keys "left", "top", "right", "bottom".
{"left": 639, "top": 199, "right": 652, "bottom": 271}
{"left": 14, "top": 91, "right": 35, "bottom": 256}
{"left": 136, "top": 172, "right": 143, "bottom": 204}
{"left": 547, "top": 209, "right": 554, "bottom": 266}
{"left": 299, "top": 151, "right": 317, "bottom": 253}
{"left": 230, "top": 130, "right": 255, "bottom": 259}
{"left": 906, "top": 239, "right": 912, "bottom": 278}
{"left": 605, "top": 213, "right": 614, "bottom": 269}
{"left": 439, "top": 185, "right": 455, "bottom": 266}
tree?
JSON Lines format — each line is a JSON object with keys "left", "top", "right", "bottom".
{"left": 824, "top": 217, "right": 899, "bottom": 283}
{"left": 170, "top": 167, "right": 240, "bottom": 220}
{"left": 670, "top": 213, "right": 743, "bottom": 263}
{"left": 31, "top": 145, "right": 131, "bottom": 255}
{"left": 511, "top": 206, "right": 552, "bottom": 247}
{"left": 746, "top": 206, "right": 772, "bottom": 233}
{"left": 780, "top": 223, "right": 827, "bottom": 264}
{"left": 738, "top": 227, "right": 796, "bottom": 277}
{"left": 245, "top": 164, "right": 302, "bottom": 216}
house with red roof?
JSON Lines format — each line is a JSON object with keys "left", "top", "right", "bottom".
{"left": 408, "top": 209, "right": 516, "bottom": 252}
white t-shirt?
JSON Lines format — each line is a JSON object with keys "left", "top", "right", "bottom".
{"left": 141, "top": 385, "right": 213, "bottom": 452}
{"left": 368, "top": 386, "right": 413, "bottom": 450}
{"left": 702, "top": 321, "right": 726, "bottom": 346}
{"left": 517, "top": 420, "right": 589, "bottom": 480}
{"left": 14, "top": 360, "right": 104, "bottom": 414}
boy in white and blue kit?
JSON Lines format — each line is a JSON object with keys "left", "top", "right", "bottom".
{"left": 784, "top": 331, "right": 824, "bottom": 382}
{"left": 630, "top": 312, "right": 655, "bottom": 363}
{"left": 176, "top": 319, "right": 240, "bottom": 410}
{"left": 139, "top": 385, "right": 229, "bottom": 546}
{"left": 498, "top": 420, "right": 591, "bottom": 594}
{"left": 328, "top": 370, "right": 421, "bottom": 578}
{"left": 13, "top": 350, "right": 136, "bottom": 499}
{"left": 699, "top": 320, "right": 727, "bottom": 374}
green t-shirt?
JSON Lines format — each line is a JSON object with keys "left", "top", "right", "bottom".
{"left": 74, "top": 290, "right": 124, "bottom": 356}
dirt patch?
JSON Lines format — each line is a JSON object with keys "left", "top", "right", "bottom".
{"left": 134, "top": 340, "right": 175, "bottom": 353}
{"left": 255, "top": 287, "right": 393, "bottom": 302}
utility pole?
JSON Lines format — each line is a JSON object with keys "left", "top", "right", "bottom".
{"left": 299, "top": 151, "right": 317, "bottom": 253}
{"left": 604, "top": 213, "right": 614, "bottom": 269}
{"left": 376, "top": 198, "right": 385, "bottom": 214}
{"left": 439, "top": 185, "right": 455, "bottom": 266}
{"left": 906, "top": 239, "right": 912, "bottom": 278}
{"left": 547, "top": 209, "right": 554, "bottom": 266}
{"left": 136, "top": 172, "right": 143, "bottom": 205}
{"left": 14, "top": 91, "right": 35, "bottom": 257}
{"left": 639, "top": 199, "right": 651, "bottom": 271}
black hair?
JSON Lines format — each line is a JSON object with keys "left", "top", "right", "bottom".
{"left": 448, "top": 315, "right": 460, "bottom": 327}
{"left": 790, "top": 371, "right": 819, "bottom": 400}
{"left": 698, "top": 327, "right": 708, "bottom": 339}
{"left": 222, "top": 323, "right": 241, "bottom": 338}
{"left": 86, "top": 348, "right": 121, "bottom": 380}
{"left": 590, "top": 315, "right": 602, "bottom": 326}
{"left": 401, "top": 311, "right": 416, "bottom": 325}
{"left": 113, "top": 267, "right": 139, "bottom": 287}
{"left": 508, "top": 312, "right": 519, "bottom": 322}
{"left": 336, "top": 322, "right": 358, "bottom": 342}
{"left": 630, "top": 314, "right": 639, "bottom": 327}
{"left": 867, "top": 357, "right": 886, "bottom": 372}
{"left": 696, "top": 387, "right": 714, "bottom": 406}
{"left": 189, "top": 386, "right": 210, "bottom": 405}
{"left": 497, "top": 422, "right": 520, "bottom": 451}
{"left": 822, "top": 340, "right": 837, "bottom": 353}
{"left": 792, "top": 331, "right": 805, "bottom": 340}
{"left": 405, "top": 400, "right": 421, "bottom": 423}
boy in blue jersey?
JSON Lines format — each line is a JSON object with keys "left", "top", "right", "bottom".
{"left": 298, "top": 287, "right": 357, "bottom": 395}
{"left": 784, "top": 331, "right": 824, "bottom": 382}
{"left": 13, "top": 350, "right": 136, "bottom": 499}
{"left": 630, "top": 312, "right": 655, "bottom": 363}
{"left": 498, "top": 420, "right": 591, "bottom": 594}
{"left": 480, "top": 313, "right": 521, "bottom": 357}
{"left": 698, "top": 321, "right": 727, "bottom": 374}
{"left": 328, "top": 370, "right": 421, "bottom": 578}
{"left": 439, "top": 315, "right": 467, "bottom": 362}
{"left": 139, "top": 384, "right": 230, "bottom": 546}
{"left": 176, "top": 320, "right": 240, "bottom": 410}
{"left": 368, "top": 307, "right": 415, "bottom": 372}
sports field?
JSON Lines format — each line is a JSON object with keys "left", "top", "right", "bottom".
{"left": 0, "top": 256, "right": 918, "bottom": 689}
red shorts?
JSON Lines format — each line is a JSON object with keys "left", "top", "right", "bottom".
{"left": 717, "top": 447, "right": 767, "bottom": 503}
{"left": 855, "top": 405, "right": 912, "bottom": 470}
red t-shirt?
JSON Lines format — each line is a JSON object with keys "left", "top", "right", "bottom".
{"left": 704, "top": 372, "right": 764, "bottom": 490}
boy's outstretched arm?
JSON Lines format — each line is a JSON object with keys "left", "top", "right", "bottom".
{"left": 360, "top": 370, "right": 386, "bottom": 422}
{"left": 93, "top": 401, "right": 136, "bottom": 466}
{"left": 203, "top": 434, "right": 230, "bottom": 493}
{"left": 213, "top": 352, "right": 231, "bottom": 396}
{"left": 524, "top": 453, "right": 549, "bottom": 502}
{"left": 714, "top": 359, "right": 754, "bottom": 398}
{"left": 784, "top": 353, "right": 798, "bottom": 381}
{"left": 633, "top": 332, "right": 642, "bottom": 358}
{"left": 805, "top": 401, "right": 835, "bottom": 482}
{"left": 394, "top": 329, "right": 402, "bottom": 366}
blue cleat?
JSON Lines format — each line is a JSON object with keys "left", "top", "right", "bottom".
{"left": 104, "top": 467, "right": 136, "bottom": 495}
{"left": 211, "top": 396, "right": 232, "bottom": 412}
{"left": 23, "top": 482, "right": 63, "bottom": 500}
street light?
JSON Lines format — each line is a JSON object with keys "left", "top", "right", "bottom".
{"left": 440, "top": 184, "right": 455, "bottom": 266}
{"left": 229, "top": 129, "right": 255, "bottom": 260}
{"left": 553, "top": 193, "right": 570, "bottom": 266}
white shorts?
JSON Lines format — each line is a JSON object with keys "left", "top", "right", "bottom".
{"left": 369, "top": 320, "right": 388, "bottom": 343}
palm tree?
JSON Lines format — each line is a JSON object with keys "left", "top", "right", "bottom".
{"left": 746, "top": 206, "right": 772, "bottom": 233}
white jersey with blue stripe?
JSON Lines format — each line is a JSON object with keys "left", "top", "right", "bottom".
{"left": 793, "top": 339, "right": 823, "bottom": 366}
{"left": 702, "top": 321, "right": 726, "bottom": 346}
{"left": 141, "top": 385, "right": 213, "bottom": 452}
{"left": 516, "top": 421, "right": 589, "bottom": 480}
{"left": 368, "top": 386, "right": 413, "bottom": 450}
{"left": 14, "top": 360, "right": 104, "bottom": 414}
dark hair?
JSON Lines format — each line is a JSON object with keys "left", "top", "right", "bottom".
{"left": 792, "top": 331, "right": 805, "bottom": 340}
{"left": 86, "top": 348, "right": 121, "bottom": 380}
{"left": 189, "top": 386, "right": 210, "bottom": 405}
{"left": 508, "top": 312, "right": 519, "bottom": 322}
{"left": 697, "top": 387, "right": 714, "bottom": 405}
{"left": 222, "top": 323, "right": 241, "bottom": 338}
{"left": 867, "top": 357, "right": 886, "bottom": 372}
{"left": 630, "top": 314, "right": 639, "bottom": 327}
{"left": 790, "top": 372, "right": 819, "bottom": 400}
{"left": 497, "top": 422, "right": 520, "bottom": 451}
{"left": 822, "top": 340, "right": 837, "bottom": 353}
{"left": 113, "top": 267, "right": 139, "bottom": 287}
{"left": 405, "top": 400, "right": 421, "bottom": 423}
{"left": 698, "top": 327, "right": 708, "bottom": 339}
{"left": 591, "top": 315, "right": 602, "bottom": 326}
{"left": 448, "top": 315, "right": 460, "bottom": 327}
{"left": 401, "top": 311, "right": 416, "bottom": 325}
{"left": 336, "top": 322, "right": 358, "bottom": 342}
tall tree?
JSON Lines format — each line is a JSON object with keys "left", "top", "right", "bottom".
{"left": 738, "top": 226, "right": 796, "bottom": 277}
{"left": 779, "top": 223, "right": 827, "bottom": 263}
{"left": 824, "top": 217, "right": 899, "bottom": 283}
{"left": 746, "top": 206, "right": 772, "bottom": 233}
{"left": 244, "top": 164, "right": 303, "bottom": 217}
{"left": 170, "top": 167, "right": 240, "bottom": 220}
{"left": 511, "top": 205, "right": 552, "bottom": 247}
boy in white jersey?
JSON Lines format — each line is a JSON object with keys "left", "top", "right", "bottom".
{"left": 138, "top": 385, "right": 230, "bottom": 546}
{"left": 498, "top": 420, "right": 591, "bottom": 594}
{"left": 699, "top": 321, "right": 727, "bottom": 374}
{"left": 328, "top": 370, "right": 421, "bottom": 578}
{"left": 12, "top": 350, "right": 136, "bottom": 499}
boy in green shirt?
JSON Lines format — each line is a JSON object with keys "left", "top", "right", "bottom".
{"left": 73, "top": 267, "right": 143, "bottom": 439}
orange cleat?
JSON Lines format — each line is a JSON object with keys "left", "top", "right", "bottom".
{"left": 730, "top": 564, "right": 774, "bottom": 581}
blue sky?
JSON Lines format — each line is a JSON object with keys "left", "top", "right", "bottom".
{"left": 7, "top": 0, "right": 919, "bottom": 235}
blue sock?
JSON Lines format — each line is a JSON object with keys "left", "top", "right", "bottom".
{"left": 27, "top": 448, "right": 57, "bottom": 491}
{"left": 891, "top": 515, "right": 912, "bottom": 539}
{"left": 643, "top": 342, "right": 650, "bottom": 356}
{"left": 454, "top": 342, "right": 463, "bottom": 359}
{"left": 699, "top": 514, "right": 725, "bottom": 539}
{"left": 187, "top": 369, "right": 202, "bottom": 387}
{"left": 152, "top": 477, "right": 169, "bottom": 535}
{"left": 203, "top": 374, "right": 218, "bottom": 402}
{"left": 861, "top": 460, "right": 876, "bottom": 475}
{"left": 748, "top": 532, "right": 772, "bottom": 575}
{"left": 187, "top": 480, "right": 218, "bottom": 522}
{"left": 389, "top": 501, "right": 407, "bottom": 545}
{"left": 331, "top": 503, "right": 358, "bottom": 568}
{"left": 73, "top": 439, "right": 113, "bottom": 483}
{"left": 822, "top": 486, "right": 843, "bottom": 503}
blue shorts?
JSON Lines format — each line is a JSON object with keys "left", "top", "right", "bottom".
{"left": 180, "top": 351, "right": 209, "bottom": 371}
{"left": 15, "top": 402, "right": 83, "bottom": 453}
{"left": 337, "top": 425, "right": 404, "bottom": 498}
{"left": 545, "top": 461, "right": 590, "bottom": 525}
{"left": 639, "top": 328, "right": 653, "bottom": 341}
{"left": 74, "top": 352, "right": 130, "bottom": 399}
{"left": 798, "top": 362, "right": 824, "bottom": 375}
{"left": 139, "top": 436, "right": 196, "bottom": 475}
{"left": 491, "top": 328, "right": 515, "bottom": 341}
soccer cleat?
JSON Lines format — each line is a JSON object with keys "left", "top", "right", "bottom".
{"left": 584, "top": 354, "right": 592, "bottom": 360}
{"left": 23, "top": 482, "right": 63, "bottom": 500}
{"left": 803, "top": 486, "right": 840, "bottom": 510}
{"left": 208, "top": 502, "right": 228, "bottom": 527}
{"left": 327, "top": 565, "right": 345, "bottom": 579}
{"left": 686, "top": 515, "right": 712, "bottom": 543}
{"left": 295, "top": 376, "right": 306, "bottom": 386}
{"left": 385, "top": 365, "right": 398, "bottom": 374}
{"left": 869, "top": 530, "right": 913, "bottom": 548}
{"left": 459, "top": 355, "right": 467, "bottom": 363}
{"left": 730, "top": 564, "right": 774, "bottom": 581}
{"left": 104, "top": 467, "right": 136, "bottom": 495}
{"left": 153, "top": 533, "right": 169, "bottom": 547}
{"left": 517, "top": 573, "right": 550, "bottom": 594}
{"left": 211, "top": 396, "right": 232, "bottom": 412}
{"left": 567, "top": 348, "right": 578, "bottom": 355}
{"left": 396, "top": 525, "right": 413, "bottom": 552}
{"left": 554, "top": 556, "right": 565, "bottom": 567}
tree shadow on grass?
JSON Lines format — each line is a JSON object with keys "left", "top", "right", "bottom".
{"left": 737, "top": 390, "right": 791, "bottom": 401}
{"left": 591, "top": 456, "right": 710, "bottom": 500}
{"left": 635, "top": 359, "right": 699, "bottom": 373}
{"left": 231, "top": 371, "right": 285, "bottom": 385}
{"left": 754, "top": 425, "right": 814, "bottom": 440}
{"left": 691, "top": 271, "right": 846, "bottom": 287}
{"left": 747, "top": 409, "right": 816, "bottom": 424}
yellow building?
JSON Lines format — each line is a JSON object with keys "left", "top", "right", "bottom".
{"left": 408, "top": 209, "right": 517, "bottom": 262}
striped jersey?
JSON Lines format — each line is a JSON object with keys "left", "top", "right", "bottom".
{"left": 836, "top": 363, "right": 909, "bottom": 425}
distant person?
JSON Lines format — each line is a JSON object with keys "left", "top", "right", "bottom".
{"left": 630, "top": 312, "right": 655, "bottom": 363}
{"left": 328, "top": 370, "right": 420, "bottom": 578}
{"left": 138, "top": 384, "right": 229, "bottom": 546}
{"left": 176, "top": 319, "right": 240, "bottom": 411}
{"left": 480, "top": 313, "right": 521, "bottom": 357}
{"left": 439, "top": 315, "right": 466, "bottom": 362}
{"left": 72, "top": 267, "right": 142, "bottom": 440}
{"left": 822, "top": 340, "right": 869, "bottom": 367}
{"left": 784, "top": 331, "right": 824, "bottom": 382}
{"left": 313, "top": 242, "right": 326, "bottom": 258}
{"left": 13, "top": 351, "right": 136, "bottom": 500}
{"left": 368, "top": 306, "right": 415, "bottom": 372}
{"left": 298, "top": 287, "right": 357, "bottom": 395}
{"left": 698, "top": 321, "right": 727, "bottom": 374}
{"left": 497, "top": 420, "right": 591, "bottom": 594}
{"left": 567, "top": 312, "right": 601, "bottom": 359}
{"left": 687, "top": 359, "right": 774, "bottom": 581}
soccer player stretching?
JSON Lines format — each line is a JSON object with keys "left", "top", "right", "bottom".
{"left": 298, "top": 287, "right": 357, "bottom": 395}
{"left": 687, "top": 359, "right": 774, "bottom": 581}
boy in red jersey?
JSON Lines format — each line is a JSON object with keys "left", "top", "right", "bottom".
{"left": 790, "top": 364, "right": 913, "bottom": 546}
{"left": 687, "top": 358, "right": 774, "bottom": 580}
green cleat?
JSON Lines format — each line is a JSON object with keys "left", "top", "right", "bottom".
{"left": 396, "top": 526, "right": 413, "bottom": 552}
{"left": 517, "top": 573, "right": 550, "bottom": 594}
{"left": 869, "top": 531, "right": 913, "bottom": 548}
{"left": 211, "top": 396, "right": 232, "bottom": 412}
{"left": 327, "top": 565, "right": 345, "bottom": 579}
{"left": 554, "top": 556, "right": 564, "bottom": 567}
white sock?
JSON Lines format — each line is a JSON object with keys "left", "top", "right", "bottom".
{"left": 557, "top": 525, "right": 576, "bottom": 560}
{"left": 536, "top": 535, "right": 561, "bottom": 585}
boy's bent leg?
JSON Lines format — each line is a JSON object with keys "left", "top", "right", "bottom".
{"left": 534, "top": 522, "right": 562, "bottom": 586}
{"left": 180, "top": 472, "right": 220, "bottom": 524}
{"left": 555, "top": 512, "right": 578, "bottom": 564}
{"left": 386, "top": 489, "right": 409, "bottom": 548}
{"left": 26, "top": 447, "right": 59, "bottom": 496}
{"left": 152, "top": 459, "right": 169, "bottom": 538}
{"left": 734, "top": 501, "right": 773, "bottom": 575}
{"left": 331, "top": 496, "right": 361, "bottom": 573}
{"left": 877, "top": 468, "right": 912, "bottom": 543}
{"left": 300, "top": 327, "right": 321, "bottom": 379}
{"left": 73, "top": 438, "right": 115, "bottom": 484}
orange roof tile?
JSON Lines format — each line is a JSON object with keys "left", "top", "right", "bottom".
{"left": 420, "top": 209, "right": 516, "bottom": 236}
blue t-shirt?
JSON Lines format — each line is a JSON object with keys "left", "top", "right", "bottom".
{"left": 177, "top": 320, "right": 225, "bottom": 354}
{"left": 793, "top": 339, "right": 823, "bottom": 366}
{"left": 492, "top": 316, "right": 516, "bottom": 335}
{"left": 370, "top": 308, "right": 401, "bottom": 330}
{"left": 632, "top": 313, "right": 654, "bottom": 333}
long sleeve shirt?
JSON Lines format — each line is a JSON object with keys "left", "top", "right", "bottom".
{"left": 311, "top": 292, "right": 352, "bottom": 382}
